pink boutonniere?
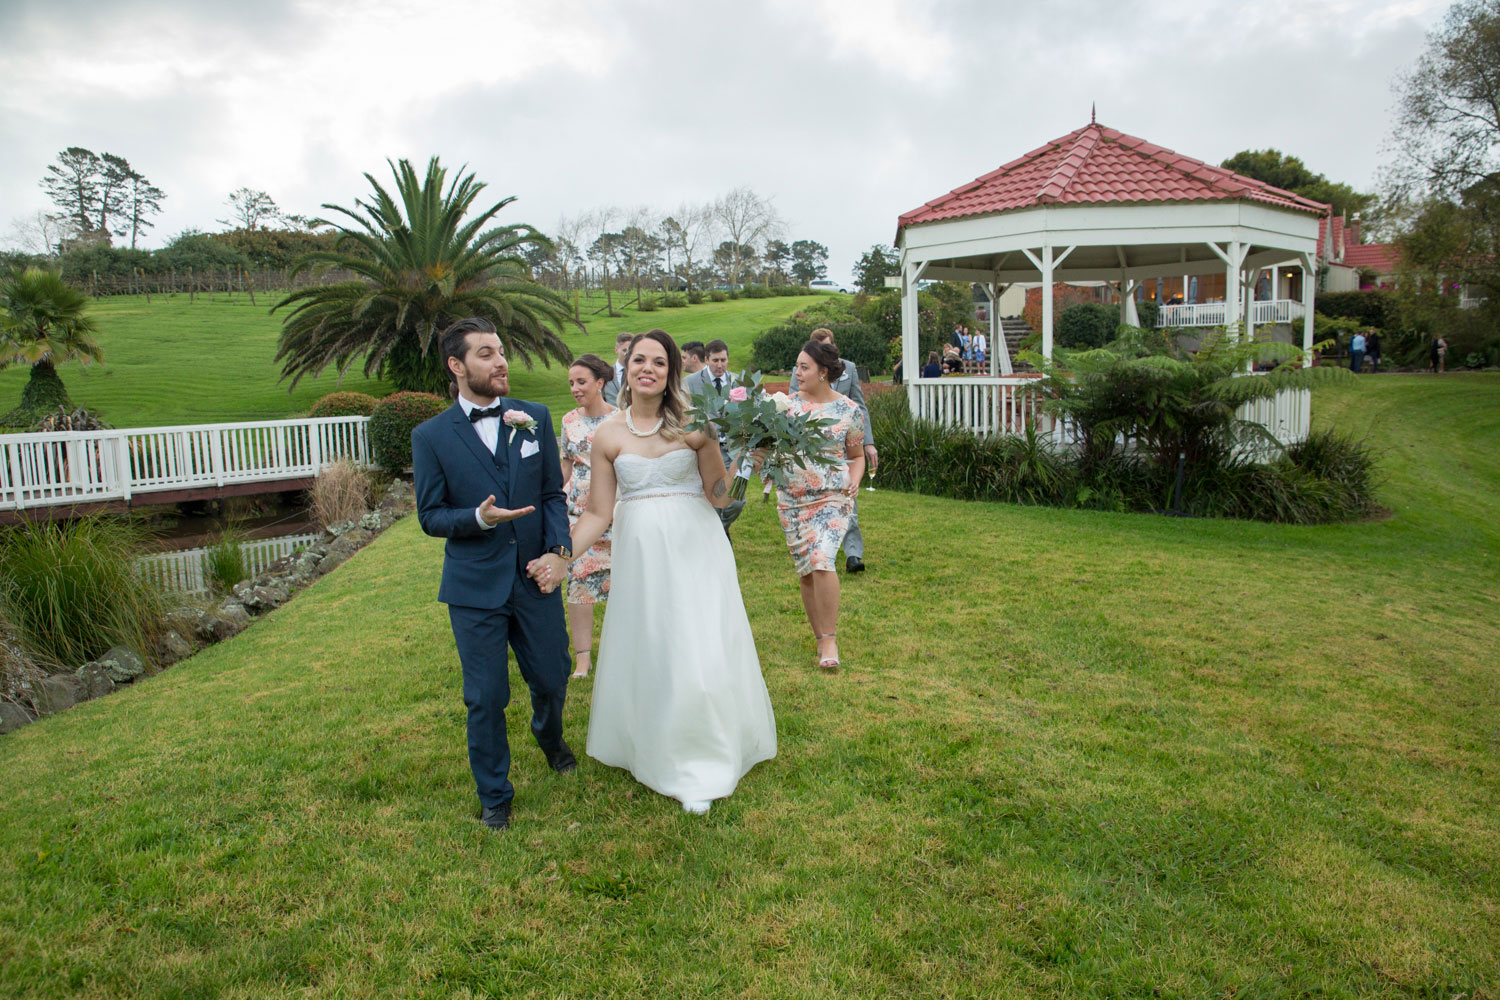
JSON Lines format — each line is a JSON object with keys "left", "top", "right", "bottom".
{"left": 503, "top": 409, "right": 537, "bottom": 444}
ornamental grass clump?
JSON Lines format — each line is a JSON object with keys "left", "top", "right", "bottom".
{"left": 308, "top": 457, "right": 374, "bottom": 529}
{"left": 0, "top": 516, "right": 172, "bottom": 668}
{"left": 202, "top": 525, "right": 249, "bottom": 596}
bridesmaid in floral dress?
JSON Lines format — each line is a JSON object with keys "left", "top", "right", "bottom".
{"left": 776, "top": 339, "right": 866, "bottom": 671}
{"left": 560, "top": 354, "right": 618, "bottom": 679}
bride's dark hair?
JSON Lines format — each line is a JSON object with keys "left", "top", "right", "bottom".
{"left": 618, "top": 329, "right": 689, "bottom": 440}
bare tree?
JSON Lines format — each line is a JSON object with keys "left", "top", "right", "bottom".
{"left": 221, "top": 188, "right": 282, "bottom": 230}
{"left": 711, "top": 187, "right": 781, "bottom": 287}
{"left": 6, "top": 212, "right": 76, "bottom": 256}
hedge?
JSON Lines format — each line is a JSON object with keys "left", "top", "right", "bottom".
{"left": 308, "top": 391, "right": 379, "bottom": 418}
{"left": 369, "top": 391, "right": 448, "bottom": 472}
{"left": 1314, "top": 290, "right": 1396, "bottom": 328}
{"left": 750, "top": 320, "right": 890, "bottom": 375}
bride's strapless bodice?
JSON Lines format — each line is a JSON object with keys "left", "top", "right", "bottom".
{"left": 615, "top": 449, "right": 702, "bottom": 501}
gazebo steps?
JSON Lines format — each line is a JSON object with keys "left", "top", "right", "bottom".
{"left": 1000, "top": 316, "right": 1035, "bottom": 371}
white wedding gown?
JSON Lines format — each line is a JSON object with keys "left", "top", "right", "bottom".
{"left": 586, "top": 448, "right": 777, "bottom": 805}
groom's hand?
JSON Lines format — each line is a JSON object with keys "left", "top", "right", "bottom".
{"left": 478, "top": 495, "right": 535, "bottom": 527}
{"left": 526, "top": 553, "right": 567, "bottom": 593}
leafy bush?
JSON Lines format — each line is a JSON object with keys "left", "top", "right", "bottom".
{"left": 308, "top": 391, "right": 378, "bottom": 418}
{"left": 661, "top": 294, "right": 689, "bottom": 308}
{"left": 0, "top": 517, "right": 174, "bottom": 668}
{"left": 1057, "top": 303, "right": 1119, "bottom": 349}
{"left": 369, "top": 391, "right": 447, "bottom": 472}
{"left": 709, "top": 290, "right": 728, "bottom": 302}
{"left": 636, "top": 297, "right": 658, "bottom": 312}
{"left": 1314, "top": 290, "right": 1396, "bottom": 328}
{"left": 750, "top": 320, "right": 890, "bottom": 375}
{"left": 742, "top": 284, "right": 771, "bottom": 299}
{"left": 727, "top": 289, "right": 740, "bottom": 300}
{"left": 1135, "top": 299, "right": 1160, "bottom": 330}
{"left": 688, "top": 290, "right": 704, "bottom": 304}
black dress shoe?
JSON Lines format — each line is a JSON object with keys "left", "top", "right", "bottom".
{"left": 480, "top": 803, "right": 511, "bottom": 830}
{"left": 846, "top": 556, "right": 866, "bottom": 573}
{"left": 544, "top": 741, "right": 578, "bottom": 774}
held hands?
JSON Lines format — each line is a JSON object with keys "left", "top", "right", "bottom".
{"left": 479, "top": 495, "right": 535, "bottom": 527}
{"left": 526, "top": 553, "right": 568, "bottom": 594}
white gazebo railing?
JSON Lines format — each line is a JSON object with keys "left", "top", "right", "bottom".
{"left": 1157, "top": 299, "right": 1304, "bottom": 328}
{"left": 1, "top": 416, "right": 372, "bottom": 512}
{"left": 136, "top": 532, "right": 321, "bottom": 597}
{"left": 908, "top": 376, "right": 1310, "bottom": 454}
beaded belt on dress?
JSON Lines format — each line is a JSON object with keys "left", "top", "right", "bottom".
{"left": 617, "top": 489, "right": 702, "bottom": 504}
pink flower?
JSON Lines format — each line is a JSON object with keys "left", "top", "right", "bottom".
{"left": 728, "top": 386, "right": 749, "bottom": 402}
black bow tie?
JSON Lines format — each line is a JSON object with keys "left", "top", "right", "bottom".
{"left": 469, "top": 404, "right": 503, "bottom": 423}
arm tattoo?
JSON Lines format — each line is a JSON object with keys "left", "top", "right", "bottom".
{"left": 712, "top": 479, "right": 727, "bottom": 499}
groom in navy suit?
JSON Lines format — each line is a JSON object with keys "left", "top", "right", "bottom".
{"left": 412, "top": 317, "right": 575, "bottom": 831}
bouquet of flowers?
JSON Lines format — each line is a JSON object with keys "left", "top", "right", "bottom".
{"left": 686, "top": 370, "right": 837, "bottom": 500}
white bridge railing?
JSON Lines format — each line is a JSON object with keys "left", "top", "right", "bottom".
{"left": 1158, "top": 299, "right": 1305, "bottom": 328}
{"left": 909, "top": 376, "right": 1310, "bottom": 453}
{"left": 1, "top": 416, "right": 372, "bottom": 512}
{"left": 137, "top": 532, "right": 321, "bottom": 596}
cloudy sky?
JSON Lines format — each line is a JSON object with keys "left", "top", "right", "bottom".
{"left": 0, "top": 0, "right": 1448, "bottom": 284}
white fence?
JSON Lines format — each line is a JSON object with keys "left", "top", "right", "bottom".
{"left": 136, "top": 532, "right": 321, "bottom": 597}
{"left": 1158, "top": 299, "right": 1305, "bottom": 328}
{"left": 909, "top": 377, "right": 1311, "bottom": 454}
{"left": 1, "top": 416, "right": 371, "bottom": 513}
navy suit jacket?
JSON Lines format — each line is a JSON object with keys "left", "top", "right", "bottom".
{"left": 411, "top": 398, "right": 569, "bottom": 610}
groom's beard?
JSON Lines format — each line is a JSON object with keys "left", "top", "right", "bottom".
{"left": 466, "top": 368, "right": 509, "bottom": 400}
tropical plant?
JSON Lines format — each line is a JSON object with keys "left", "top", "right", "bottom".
{"left": 0, "top": 267, "right": 105, "bottom": 423}
{"left": 1020, "top": 326, "right": 1351, "bottom": 475}
{"left": 272, "top": 157, "right": 580, "bottom": 394}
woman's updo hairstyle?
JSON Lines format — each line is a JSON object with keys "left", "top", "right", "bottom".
{"left": 800, "top": 339, "right": 844, "bottom": 383}
{"left": 570, "top": 353, "right": 614, "bottom": 383}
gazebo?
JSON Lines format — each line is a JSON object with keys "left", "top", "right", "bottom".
{"left": 895, "top": 119, "right": 1329, "bottom": 440}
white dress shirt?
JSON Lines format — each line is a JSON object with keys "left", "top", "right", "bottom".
{"left": 458, "top": 394, "right": 502, "bottom": 528}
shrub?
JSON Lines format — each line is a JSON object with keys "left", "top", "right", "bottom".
{"left": 369, "top": 391, "right": 447, "bottom": 472}
{"left": 1135, "top": 299, "right": 1161, "bottom": 330}
{"left": 308, "top": 457, "right": 373, "bottom": 528}
{"left": 727, "top": 289, "right": 740, "bottom": 299}
{"left": 1314, "top": 290, "right": 1396, "bottom": 328}
{"left": 709, "top": 290, "right": 728, "bottom": 302}
{"left": 750, "top": 320, "right": 890, "bottom": 375}
{"left": 202, "top": 525, "right": 248, "bottom": 596}
{"left": 661, "top": 294, "right": 689, "bottom": 308}
{"left": 742, "top": 284, "right": 771, "bottom": 299}
{"left": 308, "top": 391, "right": 379, "bottom": 418}
{"left": 1057, "top": 302, "right": 1119, "bottom": 349}
{"left": 688, "top": 290, "right": 704, "bottom": 304}
{"left": 636, "top": 296, "right": 658, "bottom": 312}
{"left": 0, "top": 516, "right": 173, "bottom": 668}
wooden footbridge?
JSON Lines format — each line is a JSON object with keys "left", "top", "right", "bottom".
{"left": 0, "top": 416, "right": 372, "bottom": 520}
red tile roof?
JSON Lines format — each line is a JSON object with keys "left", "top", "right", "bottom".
{"left": 898, "top": 122, "right": 1331, "bottom": 234}
{"left": 1317, "top": 214, "right": 1347, "bottom": 261}
{"left": 1344, "top": 242, "right": 1398, "bottom": 273}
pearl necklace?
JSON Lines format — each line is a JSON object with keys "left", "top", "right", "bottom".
{"left": 624, "top": 406, "right": 664, "bottom": 438}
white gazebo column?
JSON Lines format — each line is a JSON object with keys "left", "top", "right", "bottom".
{"left": 1299, "top": 253, "right": 1315, "bottom": 367}
{"left": 1244, "top": 265, "right": 1257, "bottom": 344}
{"left": 1119, "top": 275, "right": 1140, "bottom": 327}
{"left": 986, "top": 280, "right": 1013, "bottom": 375}
{"left": 1022, "top": 245, "right": 1074, "bottom": 360}
{"left": 901, "top": 259, "right": 924, "bottom": 412}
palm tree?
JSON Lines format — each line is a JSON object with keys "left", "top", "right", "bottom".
{"left": 0, "top": 267, "right": 104, "bottom": 423}
{"left": 273, "top": 157, "right": 579, "bottom": 394}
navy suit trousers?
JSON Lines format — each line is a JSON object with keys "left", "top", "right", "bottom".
{"left": 449, "top": 590, "right": 569, "bottom": 809}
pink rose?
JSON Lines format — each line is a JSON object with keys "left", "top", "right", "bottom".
{"left": 728, "top": 386, "right": 749, "bottom": 402}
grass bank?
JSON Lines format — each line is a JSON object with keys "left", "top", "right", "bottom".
{"left": 0, "top": 375, "right": 1495, "bottom": 996}
{"left": 0, "top": 292, "right": 829, "bottom": 430}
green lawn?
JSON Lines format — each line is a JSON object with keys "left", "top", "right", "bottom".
{"left": 1, "top": 374, "right": 1496, "bottom": 997}
{"left": 0, "top": 292, "right": 828, "bottom": 430}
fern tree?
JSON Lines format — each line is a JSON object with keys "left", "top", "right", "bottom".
{"left": 273, "top": 158, "right": 579, "bottom": 394}
{"left": 1021, "top": 325, "right": 1350, "bottom": 473}
{"left": 0, "top": 267, "right": 104, "bottom": 424}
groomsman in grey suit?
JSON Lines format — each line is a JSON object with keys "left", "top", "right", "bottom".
{"left": 601, "top": 332, "right": 634, "bottom": 406}
{"left": 684, "top": 339, "right": 745, "bottom": 535}
{"left": 790, "top": 327, "right": 877, "bottom": 573}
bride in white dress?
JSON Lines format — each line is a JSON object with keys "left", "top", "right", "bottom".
{"left": 563, "top": 330, "right": 776, "bottom": 814}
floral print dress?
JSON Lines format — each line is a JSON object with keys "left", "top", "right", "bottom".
{"left": 775, "top": 394, "right": 864, "bottom": 575}
{"left": 561, "top": 407, "right": 615, "bottom": 605}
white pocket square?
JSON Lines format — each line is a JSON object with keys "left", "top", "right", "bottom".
{"left": 520, "top": 439, "right": 540, "bottom": 458}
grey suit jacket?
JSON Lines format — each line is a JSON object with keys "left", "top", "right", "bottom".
{"left": 790, "top": 357, "right": 874, "bottom": 446}
{"left": 684, "top": 367, "right": 736, "bottom": 402}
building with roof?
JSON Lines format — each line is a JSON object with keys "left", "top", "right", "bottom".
{"left": 894, "top": 117, "right": 1325, "bottom": 443}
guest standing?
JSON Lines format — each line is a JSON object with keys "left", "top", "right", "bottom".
{"left": 1349, "top": 329, "right": 1366, "bottom": 373}
{"left": 560, "top": 355, "right": 618, "bottom": 679}
{"left": 1365, "top": 330, "right": 1382, "bottom": 373}
{"left": 1431, "top": 335, "right": 1448, "bottom": 374}
{"left": 777, "top": 339, "right": 866, "bottom": 671}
